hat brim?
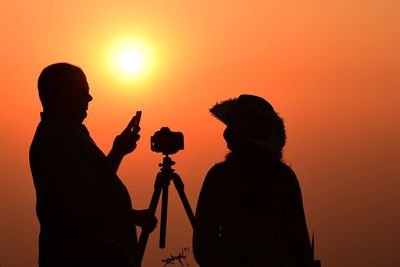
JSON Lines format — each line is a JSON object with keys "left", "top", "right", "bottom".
{"left": 209, "top": 98, "right": 237, "bottom": 125}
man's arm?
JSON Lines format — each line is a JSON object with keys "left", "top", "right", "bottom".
{"left": 106, "top": 116, "right": 157, "bottom": 231}
{"left": 107, "top": 115, "right": 141, "bottom": 172}
{"left": 107, "top": 146, "right": 125, "bottom": 173}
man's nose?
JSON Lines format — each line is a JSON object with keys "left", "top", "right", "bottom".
{"left": 88, "top": 94, "right": 93, "bottom": 102}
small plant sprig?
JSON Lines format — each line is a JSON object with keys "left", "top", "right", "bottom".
{"left": 161, "top": 247, "right": 191, "bottom": 267}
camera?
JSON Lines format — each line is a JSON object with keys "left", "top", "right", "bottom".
{"left": 151, "top": 127, "right": 184, "bottom": 155}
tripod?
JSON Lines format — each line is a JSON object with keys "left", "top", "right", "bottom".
{"left": 137, "top": 155, "right": 197, "bottom": 264}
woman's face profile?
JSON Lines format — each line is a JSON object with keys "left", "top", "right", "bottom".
{"left": 223, "top": 127, "right": 236, "bottom": 150}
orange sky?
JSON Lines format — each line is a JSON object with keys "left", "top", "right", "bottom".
{"left": 1, "top": 1, "right": 400, "bottom": 266}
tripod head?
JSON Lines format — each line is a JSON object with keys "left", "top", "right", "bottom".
{"left": 159, "top": 155, "right": 175, "bottom": 172}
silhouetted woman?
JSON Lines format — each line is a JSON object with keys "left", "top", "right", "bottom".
{"left": 193, "top": 95, "right": 312, "bottom": 267}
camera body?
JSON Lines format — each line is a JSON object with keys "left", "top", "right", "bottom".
{"left": 151, "top": 127, "right": 184, "bottom": 155}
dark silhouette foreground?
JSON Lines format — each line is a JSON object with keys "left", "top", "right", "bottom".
{"left": 193, "top": 95, "right": 312, "bottom": 267}
{"left": 30, "top": 63, "right": 156, "bottom": 267}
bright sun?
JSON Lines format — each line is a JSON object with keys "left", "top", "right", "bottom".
{"left": 108, "top": 37, "right": 153, "bottom": 82}
{"left": 118, "top": 49, "right": 143, "bottom": 75}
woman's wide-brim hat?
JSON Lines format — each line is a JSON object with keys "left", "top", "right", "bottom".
{"left": 210, "top": 94, "right": 286, "bottom": 153}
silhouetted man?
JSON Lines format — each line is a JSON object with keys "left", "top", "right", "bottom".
{"left": 30, "top": 63, "right": 157, "bottom": 267}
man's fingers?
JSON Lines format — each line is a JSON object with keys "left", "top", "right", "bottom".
{"left": 133, "top": 126, "right": 140, "bottom": 134}
{"left": 125, "top": 115, "right": 137, "bottom": 132}
{"left": 125, "top": 120, "right": 141, "bottom": 135}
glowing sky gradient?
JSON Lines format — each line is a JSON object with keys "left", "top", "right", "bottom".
{"left": 1, "top": 1, "right": 399, "bottom": 266}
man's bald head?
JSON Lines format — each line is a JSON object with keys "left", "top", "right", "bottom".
{"left": 38, "top": 63, "right": 92, "bottom": 122}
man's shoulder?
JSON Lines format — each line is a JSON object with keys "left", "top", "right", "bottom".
{"left": 38, "top": 121, "right": 84, "bottom": 138}
{"left": 31, "top": 121, "right": 88, "bottom": 152}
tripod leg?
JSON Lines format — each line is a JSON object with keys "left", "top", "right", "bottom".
{"left": 159, "top": 185, "right": 169, "bottom": 248}
{"left": 137, "top": 174, "right": 163, "bottom": 264}
{"left": 172, "top": 173, "right": 197, "bottom": 230}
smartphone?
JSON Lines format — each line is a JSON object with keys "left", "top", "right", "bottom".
{"left": 133, "top": 110, "right": 142, "bottom": 128}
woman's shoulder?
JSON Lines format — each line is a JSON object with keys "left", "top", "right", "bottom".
{"left": 206, "top": 160, "right": 231, "bottom": 176}
{"left": 275, "top": 162, "right": 301, "bottom": 191}
{"left": 277, "top": 162, "right": 296, "bottom": 176}
{"left": 203, "top": 160, "right": 241, "bottom": 186}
